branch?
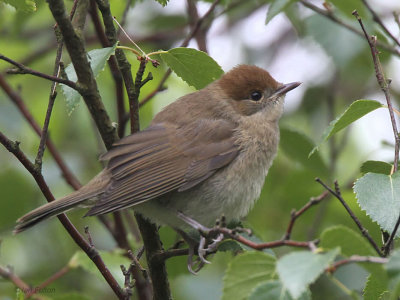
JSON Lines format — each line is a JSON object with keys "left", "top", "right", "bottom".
{"left": 94, "top": 0, "right": 138, "bottom": 134}
{"left": 352, "top": 10, "right": 400, "bottom": 254}
{"left": 0, "top": 266, "right": 32, "bottom": 297}
{"left": 25, "top": 265, "right": 70, "bottom": 298}
{"left": 0, "top": 132, "right": 126, "bottom": 299}
{"left": 139, "top": 0, "right": 221, "bottom": 106}
{"left": 299, "top": 0, "right": 400, "bottom": 57}
{"left": 284, "top": 191, "right": 329, "bottom": 240}
{"left": 316, "top": 178, "right": 383, "bottom": 257}
{"left": 47, "top": 0, "right": 118, "bottom": 149}
{"left": 0, "top": 74, "right": 81, "bottom": 189}
{"left": 89, "top": 0, "right": 126, "bottom": 138}
{"left": 326, "top": 255, "right": 388, "bottom": 273}
{"left": 0, "top": 54, "right": 78, "bottom": 90}
{"left": 361, "top": 0, "right": 400, "bottom": 48}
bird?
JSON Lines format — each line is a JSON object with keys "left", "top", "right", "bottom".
{"left": 15, "top": 64, "right": 300, "bottom": 270}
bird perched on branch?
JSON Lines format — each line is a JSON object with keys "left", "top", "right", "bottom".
{"left": 15, "top": 65, "right": 300, "bottom": 272}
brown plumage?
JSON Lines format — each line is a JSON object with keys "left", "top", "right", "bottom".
{"left": 15, "top": 65, "right": 300, "bottom": 234}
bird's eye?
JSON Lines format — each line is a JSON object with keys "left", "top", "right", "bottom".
{"left": 250, "top": 91, "right": 263, "bottom": 101}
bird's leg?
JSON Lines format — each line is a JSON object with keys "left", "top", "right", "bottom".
{"left": 175, "top": 228, "right": 205, "bottom": 274}
{"left": 177, "top": 211, "right": 210, "bottom": 235}
{"left": 177, "top": 211, "right": 226, "bottom": 268}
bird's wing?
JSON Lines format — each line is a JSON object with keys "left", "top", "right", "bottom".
{"left": 85, "top": 120, "right": 239, "bottom": 216}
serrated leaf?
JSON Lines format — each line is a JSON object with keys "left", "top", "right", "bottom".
{"left": 354, "top": 172, "right": 400, "bottom": 236}
{"left": 266, "top": 0, "right": 296, "bottom": 24}
{"left": 364, "top": 273, "right": 389, "bottom": 300}
{"left": 1, "top": 0, "right": 36, "bottom": 13}
{"left": 280, "top": 127, "right": 328, "bottom": 177}
{"left": 361, "top": 161, "right": 393, "bottom": 175}
{"left": 60, "top": 44, "right": 117, "bottom": 114}
{"left": 310, "top": 100, "right": 383, "bottom": 156}
{"left": 249, "top": 280, "right": 311, "bottom": 300}
{"left": 69, "top": 249, "right": 130, "bottom": 285}
{"left": 159, "top": 47, "right": 224, "bottom": 90}
{"left": 222, "top": 252, "right": 276, "bottom": 300}
{"left": 277, "top": 248, "right": 339, "bottom": 299}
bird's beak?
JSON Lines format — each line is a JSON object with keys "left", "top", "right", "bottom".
{"left": 274, "top": 82, "right": 301, "bottom": 96}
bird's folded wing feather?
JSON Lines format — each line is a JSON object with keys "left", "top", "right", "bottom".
{"left": 85, "top": 120, "right": 239, "bottom": 216}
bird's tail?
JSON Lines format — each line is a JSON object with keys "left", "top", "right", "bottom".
{"left": 14, "top": 171, "right": 108, "bottom": 233}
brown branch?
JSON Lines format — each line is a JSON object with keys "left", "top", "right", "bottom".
{"left": 0, "top": 132, "right": 126, "bottom": 299}
{"left": 94, "top": 0, "right": 137, "bottom": 136}
{"left": 299, "top": 0, "right": 400, "bottom": 57}
{"left": 139, "top": 0, "right": 221, "bottom": 106}
{"left": 89, "top": 0, "right": 126, "bottom": 138}
{"left": 361, "top": 0, "right": 400, "bottom": 47}
{"left": 35, "top": 27, "right": 65, "bottom": 172}
{"left": 47, "top": 0, "right": 118, "bottom": 150}
{"left": 0, "top": 74, "right": 81, "bottom": 189}
{"left": 25, "top": 265, "right": 70, "bottom": 298}
{"left": 316, "top": 178, "right": 383, "bottom": 257}
{"left": 186, "top": 0, "right": 208, "bottom": 52}
{"left": 284, "top": 191, "right": 329, "bottom": 240}
{"left": 352, "top": 10, "right": 400, "bottom": 255}
{"left": 0, "top": 266, "right": 32, "bottom": 296}
{"left": 0, "top": 54, "right": 79, "bottom": 90}
{"left": 325, "top": 255, "right": 388, "bottom": 273}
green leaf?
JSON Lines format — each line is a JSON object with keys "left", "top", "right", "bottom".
{"left": 320, "top": 225, "right": 388, "bottom": 296}
{"left": 385, "top": 250, "right": 400, "bottom": 300}
{"left": 354, "top": 172, "right": 400, "bottom": 236}
{"left": 16, "top": 289, "right": 24, "bottom": 300}
{"left": 328, "top": 0, "right": 367, "bottom": 19}
{"left": 60, "top": 44, "right": 117, "bottom": 114}
{"left": 249, "top": 280, "right": 311, "bottom": 300}
{"left": 364, "top": 273, "right": 389, "bottom": 300}
{"left": 361, "top": 161, "right": 393, "bottom": 175}
{"left": 222, "top": 252, "right": 276, "bottom": 300}
{"left": 217, "top": 240, "right": 244, "bottom": 253}
{"left": 310, "top": 100, "right": 383, "bottom": 156}
{"left": 280, "top": 127, "right": 328, "bottom": 177}
{"left": 154, "top": 0, "right": 169, "bottom": 6}
{"left": 1, "top": 0, "right": 36, "bottom": 13}
{"left": 276, "top": 248, "right": 340, "bottom": 299}
{"left": 69, "top": 249, "right": 130, "bottom": 285}
{"left": 320, "top": 225, "right": 375, "bottom": 257}
{"left": 265, "top": 0, "right": 296, "bottom": 24}
{"left": 159, "top": 47, "right": 224, "bottom": 90}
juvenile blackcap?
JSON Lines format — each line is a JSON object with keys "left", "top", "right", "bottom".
{"left": 15, "top": 65, "right": 300, "bottom": 238}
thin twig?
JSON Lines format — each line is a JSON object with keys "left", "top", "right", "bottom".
{"left": 0, "top": 55, "right": 79, "bottom": 90}
{"left": 361, "top": 0, "right": 400, "bottom": 47}
{"left": 0, "top": 75, "right": 81, "bottom": 189}
{"left": 0, "top": 132, "right": 126, "bottom": 299}
{"left": 299, "top": 0, "right": 400, "bottom": 57}
{"left": 0, "top": 266, "right": 31, "bottom": 295}
{"left": 139, "top": 0, "right": 221, "bottom": 106}
{"left": 325, "top": 255, "right": 388, "bottom": 273}
{"left": 284, "top": 191, "right": 329, "bottom": 240}
{"left": 35, "top": 30, "right": 64, "bottom": 172}
{"left": 316, "top": 178, "right": 383, "bottom": 257}
{"left": 352, "top": 10, "right": 400, "bottom": 254}
{"left": 25, "top": 265, "right": 71, "bottom": 298}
